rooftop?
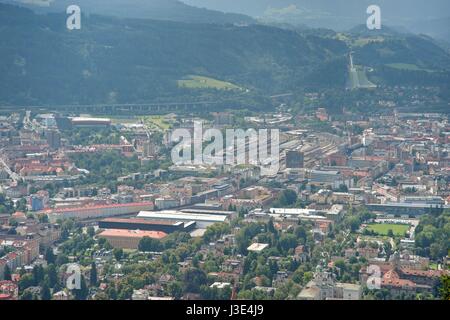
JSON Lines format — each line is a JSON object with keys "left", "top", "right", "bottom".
{"left": 247, "top": 243, "right": 269, "bottom": 252}
{"left": 98, "top": 229, "right": 167, "bottom": 239}
{"left": 100, "top": 217, "right": 182, "bottom": 226}
{"left": 71, "top": 117, "right": 111, "bottom": 123}
{"left": 43, "top": 202, "right": 154, "bottom": 214}
{"left": 137, "top": 210, "right": 227, "bottom": 222}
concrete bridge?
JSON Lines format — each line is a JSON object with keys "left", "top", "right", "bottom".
{"left": 0, "top": 101, "right": 221, "bottom": 115}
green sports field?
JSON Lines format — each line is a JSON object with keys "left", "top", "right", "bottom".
{"left": 366, "top": 223, "right": 409, "bottom": 236}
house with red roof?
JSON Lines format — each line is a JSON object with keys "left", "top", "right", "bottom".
{"left": 0, "top": 280, "right": 18, "bottom": 300}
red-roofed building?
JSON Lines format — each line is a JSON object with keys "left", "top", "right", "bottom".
{"left": 98, "top": 229, "right": 167, "bottom": 249}
{"left": 0, "top": 238, "right": 39, "bottom": 279}
{"left": 0, "top": 280, "right": 18, "bottom": 300}
{"left": 360, "top": 255, "right": 448, "bottom": 296}
{"left": 0, "top": 214, "right": 9, "bottom": 225}
{"left": 44, "top": 201, "right": 154, "bottom": 222}
{"left": 12, "top": 211, "right": 26, "bottom": 222}
{"left": 381, "top": 270, "right": 416, "bottom": 290}
{"left": 399, "top": 268, "right": 446, "bottom": 287}
{"left": 0, "top": 293, "right": 12, "bottom": 300}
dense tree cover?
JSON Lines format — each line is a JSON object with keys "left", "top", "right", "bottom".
{"left": 235, "top": 223, "right": 266, "bottom": 254}
{"left": 62, "top": 127, "right": 122, "bottom": 146}
{"left": 20, "top": 289, "right": 39, "bottom": 300}
{"left": 414, "top": 210, "right": 450, "bottom": 260}
{"left": 90, "top": 262, "right": 98, "bottom": 287}
{"left": 40, "top": 283, "right": 51, "bottom": 300}
{"left": 39, "top": 215, "right": 231, "bottom": 299}
{"left": 231, "top": 219, "right": 322, "bottom": 300}
{"left": 183, "top": 268, "right": 208, "bottom": 293}
{"left": 2, "top": 3, "right": 448, "bottom": 108}
{"left": 22, "top": 201, "right": 445, "bottom": 300}
{"left": 45, "top": 247, "right": 55, "bottom": 265}
{"left": 0, "top": 193, "right": 14, "bottom": 214}
{"left": 439, "top": 275, "right": 450, "bottom": 300}
{"left": 59, "top": 231, "right": 97, "bottom": 258}
{"left": 38, "top": 214, "right": 49, "bottom": 224}
{"left": 272, "top": 189, "right": 298, "bottom": 207}
{"left": 138, "top": 237, "right": 163, "bottom": 252}
{"left": 69, "top": 150, "right": 159, "bottom": 188}
{"left": 15, "top": 198, "right": 27, "bottom": 212}
{"left": 113, "top": 248, "right": 124, "bottom": 261}
{"left": 13, "top": 219, "right": 206, "bottom": 300}
{"left": 73, "top": 275, "right": 89, "bottom": 300}
{"left": 0, "top": 4, "right": 341, "bottom": 105}
{"left": 362, "top": 287, "right": 421, "bottom": 300}
{"left": 18, "top": 263, "right": 62, "bottom": 300}
{"left": 167, "top": 281, "right": 184, "bottom": 300}
{"left": 332, "top": 258, "right": 365, "bottom": 283}
{"left": 3, "top": 265, "right": 12, "bottom": 280}
{"left": 343, "top": 206, "right": 376, "bottom": 232}
{"left": 199, "top": 285, "right": 232, "bottom": 300}
{"left": 27, "top": 207, "right": 383, "bottom": 300}
{"left": 278, "top": 233, "right": 298, "bottom": 254}
{"left": 237, "top": 288, "right": 273, "bottom": 300}
{"left": 203, "top": 223, "right": 231, "bottom": 243}
{"left": 354, "top": 35, "right": 450, "bottom": 71}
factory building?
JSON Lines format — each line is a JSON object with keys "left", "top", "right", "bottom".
{"left": 98, "top": 217, "right": 196, "bottom": 234}
{"left": 137, "top": 210, "right": 228, "bottom": 229}
{"left": 179, "top": 208, "right": 236, "bottom": 219}
{"left": 45, "top": 202, "right": 154, "bottom": 222}
{"left": 367, "top": 202, "right": 448, "bottom": 216}
{"left": 98, "top": 229, "right": 167, "bottom": 250}
{"left": 286, "top": 150, "right": 304, "bottom": 169}
{"left": 70, "top": 117, "right": 111, "bottom": 127}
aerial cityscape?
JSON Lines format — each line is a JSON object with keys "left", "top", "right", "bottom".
{"left": 0, "top": 0, "right": 449, "bottom": 303}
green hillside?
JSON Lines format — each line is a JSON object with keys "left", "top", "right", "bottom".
{"left": 0, "top": 3, "right": 449, "bottom": 107}
{"left": 0, "top": 0, "right": 255, "bottom": 25}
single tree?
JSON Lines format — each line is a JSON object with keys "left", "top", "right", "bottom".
{"left": 440, "top": 275, "right": 450, "bottom": 300}
{"left": 45, "top": 247, "right": 55, "bottom": 264}
{"left": 90, "top": 262, "right": 98, "bottom": 287}
{"left": 41, "top": 283, "right": 52, "bottom": 300}
{"left": 73, "top": 275, "right": 89, "bottom": 300}
{"left": 46, "top": 264, "right": 58, "bottom": 288}
{"left": 3, "top": 264, "right": 12, "bottom": 280}
{"left": 113, "top": 248, "right": 123, "bottom": 261}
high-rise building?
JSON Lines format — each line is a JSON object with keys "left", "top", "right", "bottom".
{"left": 286, "top": 150, "right": 304, "bottom": 169}
{"left": 143, "top": 140, "right": 157, "bottom": 157}
{"left": 30, "top": 190, "right": 49, "bottom": 211}
{"left": 45, "top": 129, "right": 61, "bottom": 150}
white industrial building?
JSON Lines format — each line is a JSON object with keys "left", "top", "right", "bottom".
{"left": 137, "top": 210, "right": 228, "bottom": 228}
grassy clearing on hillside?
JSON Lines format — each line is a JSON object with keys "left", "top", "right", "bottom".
{"left": 366, "top": 223, "right": 409, "bottom": 236}
{"left": 353, "top": 37, "right": 384, "bottom": 47}
{"left": 142, "top": 115, "right": 173, "bottom": 131}
{"left": 385, "top": 63, "right": 433, "bottom": 72}
{"left": 178, "top": 75, "right": 241, "bottom": 90}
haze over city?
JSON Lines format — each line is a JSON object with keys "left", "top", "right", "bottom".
{"left": 0, "top": 0, "right": 448, "bottom": 307}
